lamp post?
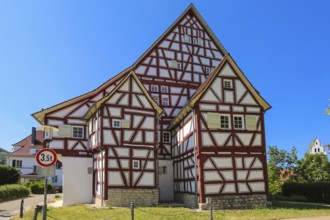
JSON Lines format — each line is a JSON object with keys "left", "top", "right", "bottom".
{"left": 37, "top": 125, "right": 59, "bottom": 220}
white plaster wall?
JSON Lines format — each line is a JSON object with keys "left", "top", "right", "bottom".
{"left": 62, "top": 157, "right": 93, "bottom": 206}
{"left": 158, "top": 160, "right": 174, "bottom": 201}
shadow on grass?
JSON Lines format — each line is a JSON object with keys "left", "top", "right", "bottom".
{"left": 272, "top": 200, "right": 330, "bottom": 209}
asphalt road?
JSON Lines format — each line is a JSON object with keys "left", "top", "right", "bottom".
{"left": 0, "top": 193, "right": 60, "bottom": 220}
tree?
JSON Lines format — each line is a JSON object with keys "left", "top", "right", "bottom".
{"left": 295, "top": 153, "right": 330, "bottom": 183}
{"left": 0, "top": 148, "right": 9, "bottom": 165}
{"left": 0, "top": 165, "right": 20, "bottom": 185}
{"left": 267, "top": 146, "right": 298, "bottom": 196}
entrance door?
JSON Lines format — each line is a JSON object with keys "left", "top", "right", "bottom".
{"left": 158, "top": 160, "right": 174, "bottom": 201}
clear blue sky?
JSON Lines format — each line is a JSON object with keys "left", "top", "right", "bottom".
{"left": 1, "top": 0, "right": 329, "bottom": 158}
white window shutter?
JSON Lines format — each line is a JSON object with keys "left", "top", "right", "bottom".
{"left": 58, "top": 125, "right": 72, "bottom": 137}
{"left": 207, "top": 112, "right": 220, "bottom": 129}
{"left": 245, "top": 115, "right": 257, "bottom": 131}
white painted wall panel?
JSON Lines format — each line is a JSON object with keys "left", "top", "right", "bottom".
{"left": 108, "top": 171, "right": 124, "bottom": 186}
{"left": 62, "top": 157, "right": 92, "bottom": 206}
{"left": 204, "top": 184, "right": 221, "bottom": 194}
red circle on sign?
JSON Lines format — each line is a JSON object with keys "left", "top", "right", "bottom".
{"left": 36, "top": 149, "right": 57, "bottom": 167}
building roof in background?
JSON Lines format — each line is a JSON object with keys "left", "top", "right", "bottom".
{"left": 10, "top": 130, "right": 44, "bottom": 157}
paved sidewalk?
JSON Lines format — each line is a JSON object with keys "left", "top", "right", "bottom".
{"left": 0, "top": 193, "right": 61, "bottom": 220}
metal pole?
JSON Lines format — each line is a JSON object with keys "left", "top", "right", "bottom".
{"left": 20, "top": 198, "right": 24, "bottom": 218}
{"left": 209, "top": 198, "right": 213, "bottom": 220}
{"left": 42, "top": 177, "right": 48, "bottom": 220}
{"left": 131, "top": 202, "right": 134, "bottom": 220}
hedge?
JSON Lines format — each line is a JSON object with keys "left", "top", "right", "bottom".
{"left": 0, "top": 184, "right": 30, "bottom": 201}
{"left": 282, "top": 182, "right": 330, "bottom": 203}
{"left": 29, "top": 182, "right": 53, "bottom": 194}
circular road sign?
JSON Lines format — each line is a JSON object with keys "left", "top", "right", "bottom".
{"left": 36, "top": 148, "right": 57, "bottom": 167}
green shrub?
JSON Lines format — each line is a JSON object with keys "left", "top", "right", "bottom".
{"left": 0, "top": 165, "right": 20, "bottom": 185}
{"left": 29, "top": 182, "right": 53, "bottom": 194}
{"left": 289, "top": 195, "right": 308, "bottom": 202}
{"left": 282, "top": 182, "right": 330, "bottom": 202}
{"left": 0, "top": 184, "right": 30, "bottom": 201}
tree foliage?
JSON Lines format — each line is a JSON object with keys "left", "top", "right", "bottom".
{"left": 0, "top": 165, "right": 20, "bottom": 185}
{"left": 295, "top": 153, "right": 330, "bottom": 183}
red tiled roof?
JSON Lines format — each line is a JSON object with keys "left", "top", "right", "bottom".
{"left": 10, "top": 130, "right": 44, "bottom": 157}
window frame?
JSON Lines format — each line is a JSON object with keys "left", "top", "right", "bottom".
{"left": 161, "top": 96, "right": 169, "bottom": 106}
{"left": 72, "top": 126, "right": 84, "bottom": 139}
{"left": 220, "top": 114, "right": 231, "bottom": 129}
{"left": 151, "top": 85, "right": 158, "bottom": 93}
{"left": 233, "top": 115, "right": 244, "bottom": 130}
{"left": 132, "top": 160, "right": 140, "bottom": 169}
{"left": 223, "top": 79, "right": 233, "bottom": 89}
{"left": 112, "top": 119, "right": 122, "bottom": 128}
{"left": 163, "top": 131, "right": 171, "bottom": 143}
{"left": 161, "top": 86, "right": 169, "bottom": 93}
{"left": 151, "top": 95, "right": 159, "bottom": 105}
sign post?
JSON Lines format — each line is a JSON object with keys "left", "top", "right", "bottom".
{"left": 35, "top": 125, "right": 58, "bottom": 220}
{"left": 36, "top": 148, "right": 57, "bottom": 220}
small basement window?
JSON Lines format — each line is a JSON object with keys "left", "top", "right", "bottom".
{"left": 72, "top": 126, "right": 84, "bottom": 138}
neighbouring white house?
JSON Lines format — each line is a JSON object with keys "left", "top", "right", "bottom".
{"left": 8, "top": 130, "right": 63, "bottom": 188}
{"left": 306, "top": 137, "right": 328, "bottom": 156}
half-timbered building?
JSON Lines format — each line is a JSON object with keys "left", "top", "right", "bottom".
{"left": 32, "top": 4, "right": 270, "bottom": 209}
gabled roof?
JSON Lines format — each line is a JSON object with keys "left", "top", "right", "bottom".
{"left": 83, "top": 71, "right": 163, "bottom": 120}
{"left": 31, "top": 4, "right": 227, "bottom": 125}
{"left": 31, "top": 67, "right": 132, "bottom": 124}
{"left": 132, "top": 4, "right": 227, "bottom": 68}
{"left": 10, "top": 130, "right": 44, "bottom": 157}
{"left": 168, "top": 54, "right": 271, "bottom": 129}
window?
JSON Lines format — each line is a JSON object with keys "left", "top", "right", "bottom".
{"left": 171, "top": 60, "right": 181, "bottom": 70}
{"left": 112, "top": 119, "right": 121, "bottom": 128}
{"left": 177, "top": 62, "right": 182, "bottom": 70}
{"left": 151, "top": 85, "right": 158, "bottom": 92}
{"left": 162, "top": 97, "right": 169, "bottom": 106}
{"left": 161, "top": 86, "right": 168, "bottom": 93}
{"left": 220, "top": 115, "right": 230, "bottom": 129}
{"left": 234, "top": 116, "right": 244, "bottom": 129}
{"left": 159, "top": 166, "right": 167, "bottom": 175}
{"left": 245, "top": 115, "right": 257, "bottom": 131}
{"left": 184, "top": 34, "right": 191, "bottom": 44}
{"left": 72, "top": 126, "right": 84, "bottom": 138}
{"left": 163, "top": 131, "right": 171, "bottom": 143}
{"left": 55, "top": 162, "right": 61, "bottom": 169}
{"left": 133, "top": 160, "right": 140, "bottom": 169}
{"left": 224, "top": 79, "right": 232, "bottom": 89}
{"left": 12, "top": 160, "right": 22, "bottom": 168}
{"left": 152, "top": 95, "right": 159, "bottom": 104}
{"left": 33, "top": 165, "right": 37, "bottom": 173}
{"left": 197, "top": 38, "right": 203, "bottom": 46}
{"left": 52, "top": 176, "right": 58, "bottom": 183}
{"left": 193, "top": 38, "right": 197, "bottom": 45}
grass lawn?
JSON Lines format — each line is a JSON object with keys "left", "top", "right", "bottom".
{"left": 12, "top": 203, "right": 330, "bottom": 220}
